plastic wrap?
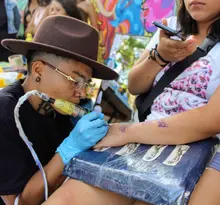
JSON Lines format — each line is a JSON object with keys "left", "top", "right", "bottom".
{"left": 64, "top": 138, "right": 219, "bottom": 205}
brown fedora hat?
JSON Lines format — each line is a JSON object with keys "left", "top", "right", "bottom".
{"left": 1, "top": 15, "right": 119, "bottom": 80}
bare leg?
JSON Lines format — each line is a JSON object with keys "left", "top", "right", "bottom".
{"left": 133, "top": 168, "right": 220, "bottom": 205}
{"left": 43, "top": 168, "right": 220, "bottom": 205}
{"left": 188, "top": 168, "right": 220, "bottom": 205}
{"left": 133, "top": 201, "right": 151, "bottom": 205}
{"left": 42, "top": 179, "right": 135, "bottom": 205}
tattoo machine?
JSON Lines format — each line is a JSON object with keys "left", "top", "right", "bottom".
{"left": 37, "top": 91, "right": 91, "bottom": 117}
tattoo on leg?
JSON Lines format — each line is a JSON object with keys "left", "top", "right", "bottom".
{"left": 119, "top": 125, "right": 129, "bottom": 133}
{"left": 158, "top": 120, "right": 168, "bottom": 128}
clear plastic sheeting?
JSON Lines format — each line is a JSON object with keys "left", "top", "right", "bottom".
{"left": 64, "top": 138, "right": 219, "bottom": 205}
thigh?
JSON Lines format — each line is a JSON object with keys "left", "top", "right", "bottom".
{"left": 134, "top": 167, "right": 220, "bottom": 205}
{"left": 43, "top": 179, "right": 135, "bottom": 205}
{"left": 133, "top": 201, "right": 151, "bottom": 205}
{"left": 188, "top": 168, "right": 220, "bottom": 205}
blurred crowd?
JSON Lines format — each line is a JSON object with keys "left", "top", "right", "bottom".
{"left": 0, "top": 0, "right": 98, "bottom": 61}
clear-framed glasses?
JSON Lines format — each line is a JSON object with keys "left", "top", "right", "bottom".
{"left": 33, "top": 60, "right": 96, "bottom": 95}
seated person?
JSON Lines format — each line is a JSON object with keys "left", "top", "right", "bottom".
{"left": 0, "top": 15, "right": 118, "bottom": 204}
{"left": 41, "top": 0, "right": 220, "bottom": 205}
{"left": 25, "top": 0, "right": 83, "bottom": 37}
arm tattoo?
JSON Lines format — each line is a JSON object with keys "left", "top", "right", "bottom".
{"left": 119, "top": 125, "right": 129, "bottom": 133}
{"left": 157, "top": 120, "right": 168, "bottom": 128}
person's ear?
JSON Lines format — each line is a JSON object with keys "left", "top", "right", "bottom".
{"left": 31, "top": 61, "right": 44, "bottom": 83}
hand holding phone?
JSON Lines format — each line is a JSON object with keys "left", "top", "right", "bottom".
{"left": 150, "top": 19, "right": 196, "bottom": 62}
{"left": 153, "top": 21, "right": 186, "bottom": 41}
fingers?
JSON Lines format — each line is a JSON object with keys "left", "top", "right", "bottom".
{"left": 165, "top": 34, "right": 197, "bottom": 50}
{"left": 168, "top": 39, "right": 188, "bottom": 49}
{"left": 159, "top": 18, "right": 169, "bottom": 38}
{"left": 169, "top": 47, "right": 191, "bottom": 58}
{"left": 77, "top": 126, "right": 108, "bottom": 145}
{"left": 96, "top": 112, "right": 105, "bottom": 119}
{"left": 158, "top": 34, "right": 197, "bottom": 62}
{"left": 90, "top": 119, "right": 108, "bottom": 128}
{"left": 183, "top": 36, "right": 197, "bottom": 50}
{"left": 88, "top": 128, "right": 108, "bottom": 145}
{"left": 93, "top": 135, "right": 112, "bottom": 149}
{"left": 159, "top": 32, "right": 188, "bottom": 59}
{"left": 82, "top": 112, "right": 99, "bottom": 121}
{"left": 82, "top": 111, "right": 104, "bottom": 121}
{"left": 170, "top": 39, "right": 196, "bottom": 59}
{"left": 93, "top": 139, "right": 105, "bottom": 149}
{"left": 162, "top": 18, "right": 168, "bottom": 26}
{"left": 90, "top": 123, "right": 108, "bottom": 136}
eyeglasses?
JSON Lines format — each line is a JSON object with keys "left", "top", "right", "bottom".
{"left": 33, "top": 61, "right": 96, "bottom": 95}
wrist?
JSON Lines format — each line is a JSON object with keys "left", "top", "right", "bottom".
{"left": 56, "top": 138, "right": 82, "bottom": 165}
{"left": 154, "top": 50, "right": 167, "bottom": 66}
{"left": 156, "top": 44, "right": 170, "bottom": 65}
{"left": 118, "top": 123, "right": 135, "bottom": 144}
{"left": 127, "top": 124, "right": 140, "bottom": 143}
{"left": 148, "top": 47, "right": 167, "bottom": 67}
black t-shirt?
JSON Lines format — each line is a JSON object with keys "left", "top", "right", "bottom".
{"left": 0, "top": 81, "right": 73, "bottom": 195}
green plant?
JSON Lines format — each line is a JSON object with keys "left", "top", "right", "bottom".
{"left": 116, "top": 36, "right": 148, "bottom": 70}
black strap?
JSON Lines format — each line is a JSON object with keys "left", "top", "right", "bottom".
{"left": 139, "top": 33, "right": 219, "bottom": 117}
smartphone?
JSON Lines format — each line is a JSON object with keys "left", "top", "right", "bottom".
{"left": 153, "top": 21, "right": 186, "bottom": 41}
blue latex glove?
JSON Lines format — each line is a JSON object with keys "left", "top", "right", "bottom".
{"left": 57, "top": 112, "right": 108, "bottom": 165}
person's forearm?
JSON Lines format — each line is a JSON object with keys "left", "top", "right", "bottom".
{"left": 87, "top": 4, "right": 98, "bottom": 29}
{"left": 126, "top": 105, "right": 219, "bottom": 145}
{"left": 18, "top": 154, "right": 65, "bottom": 205}
{"left": 128, "top": 55, "right": 163, "bottom": 95}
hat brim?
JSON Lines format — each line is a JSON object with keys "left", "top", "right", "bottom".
{"left": 2, "top": 39, "right": 119, "bottom": 80}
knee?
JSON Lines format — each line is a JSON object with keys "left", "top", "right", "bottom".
{"left": 42, "top": 179, "right": 85, "bottom": 205}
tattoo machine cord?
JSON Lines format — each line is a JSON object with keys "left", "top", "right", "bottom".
{"left": 14, "top": 90, "right": 91, "bottom": 205}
